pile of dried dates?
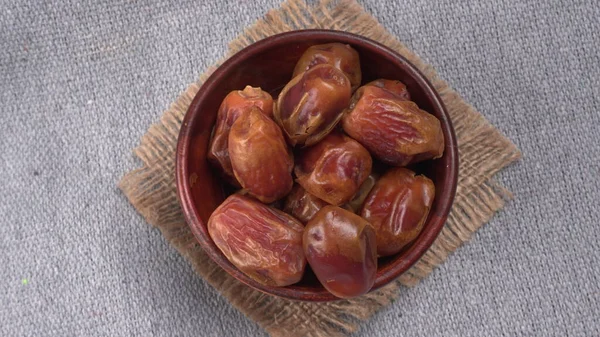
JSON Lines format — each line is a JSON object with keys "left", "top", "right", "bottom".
{"left": 206, "top": 43, "right": 444, "bottom": 299}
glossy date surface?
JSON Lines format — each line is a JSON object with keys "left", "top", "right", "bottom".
{"left": 292, "top": 43, "right": 361, "bottom": 92}
{"left": 346, "top": 173, "right": 378, "bottom": 213}
{"left": 303, "top": 206, "right": 377, "bottom": 298}
{"left": 295, "top": 132, "right": 372, "bottom": 206}
{"left": 361, "top": 167, "right": 435, "bottom": 257}
{"left": 275, "top": 64, "right": 351, "bottom": 147}
{"left": 283, "top": 184, "right": 329, "bottom": 224}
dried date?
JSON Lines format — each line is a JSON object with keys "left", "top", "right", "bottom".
{"left": 208, "top": 194, "right": 306, "bottom": 286}
{"left": 295, "top": 132, "right": 372, "bottom": 206}
{"left": 275, "top": 64, "right": 351, "bottom": 147}
{"left": 293, "top": 43, "right": 361, "bottom": 92}
{"left": 229, "top": 107, "right": 293, "bottom": 203}
{"left": 283, "top": 184, "right": 329, "bottom": 223}
{"left": 362, "top": 79, "right": 411, "bottom": 101}
{"left": 303, "top": 206, "right": 377, "bottom": 298}
{"left": 346, "top": 173, "right": 378, "bottom": 213}
{"left": 342, "top": 86, "right": 444, "bottom": 166}
{"left": 360, "top": 167, "right": 435, "bottom": 257}
{"left": 208, "top": 86, "right": 274, "bottom": 185}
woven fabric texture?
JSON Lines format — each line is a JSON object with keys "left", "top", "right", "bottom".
{"left": 1, "top": 0, "right": 598, "bottom": 336}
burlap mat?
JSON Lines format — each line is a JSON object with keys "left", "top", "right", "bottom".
{"left": 119, "top": 0, "right": 521, "bottom": 335}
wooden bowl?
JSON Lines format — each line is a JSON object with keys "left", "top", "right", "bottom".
{"left": 176, "top": 30, "right": 458, "bottom": 301}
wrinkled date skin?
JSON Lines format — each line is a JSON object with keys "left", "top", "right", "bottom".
{"left": 229, "top": 107, "right": 293, "bottom": 203}
{"left": 275, "top": 64, "right": 351, "bottom": 147}
{"left": 283, "top": 184, "right": 329, "bottom": 223}
{"left": 361, "top": 167, "right": 435, "bottom": 257}
{"left": 342, "top": 85, "right": 444, "bottom": 166}
{"left": 346, "top": 173, "right": 378, "bottom": 213}
{"left": 295, "top": 132, "right": 372, "bottom": 206}
{"left": 303, "top": 206, "right": 377, "bottom": 298}
{"left": 363, "top": 79, "right": 411, "bottom": 101}
{"left": 208, "top": 86, "right": 274, "bottom": 186}
{"left": 292, "top": 43, "right": 362, "bottom": 92}
{"left": 208, "top": 194, "right": 306, "bottom": 287}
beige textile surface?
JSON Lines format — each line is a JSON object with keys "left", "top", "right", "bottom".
{"left": 119, "top": 0, "right": 521, "bottom": 336}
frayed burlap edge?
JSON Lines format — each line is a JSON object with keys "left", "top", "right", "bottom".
{"left": 118, "top": 0, "right": 522, "bottom": 336}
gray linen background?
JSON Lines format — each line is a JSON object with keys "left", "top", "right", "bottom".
{"left": 1, "top": 0, "right": 599, "bottom": 336}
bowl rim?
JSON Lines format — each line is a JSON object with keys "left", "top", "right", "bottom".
{"left": 176, "top": 29, "right": 459, "bottom": 301}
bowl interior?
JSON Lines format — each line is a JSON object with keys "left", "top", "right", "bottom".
{"left": 177, "top": 30, "right": 457, "bottom": 301}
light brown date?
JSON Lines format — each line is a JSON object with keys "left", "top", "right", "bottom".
{"left": 208, "top": 194, "right": 306, "bottom": 287}
{"left": 293, "top": 43, "right": 361, "bottom": 92}
{"left": 342, "top": 86, "right": 444, "bottom": 166}
{"left": 229, "top": 107, "right": 293, "bottom": 203}
{"left": 283, "top": 184, "right": 329, "bottom": 223}
{"left": 303, "top": 206, "right": 377, "bottom": 298}
{"left": 295, "top": 132, "right": 372, "bottom": 206}
{"left": 360, "top": 167, "right": 435, "bottom": 257}
{"left": 275, "top": 64, "right": 351, "bottom": 147}
{"left": 208, "top": 86, "right": 274, "bottom": 186}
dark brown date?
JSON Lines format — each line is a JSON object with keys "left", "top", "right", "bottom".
{"left": 293, "top": 43, "right": 361, "bottom": 92}
{"left": 283, "top": 184, "right": 328, "bottom": 223}
{"left": 295, "top": 132, "right": 372, "bottom": 206}
{"left": 360, "top": 167, "right": 435, "bottom": 257}
{"left": 342, "top": 86, "right": 444, "bottom": 166}
{"left": 208, "top": 194, "right": 306, "bottom": 287}
{"left": 275, "top": 64, "right": 351, "bottom": 147}
{"left": 303, "top": 206, "right": 377, "bottom": 298}
{"left": 208, "top": 86, "right": 274, "bottom": 186}
{"left": 229, "top": 107, "right": 293, "bottom": 203}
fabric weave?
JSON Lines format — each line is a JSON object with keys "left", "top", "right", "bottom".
{"left": 1, "top": 0, "right": 598, "bottom": 336}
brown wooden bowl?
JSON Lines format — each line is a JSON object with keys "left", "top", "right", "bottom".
{"left": 176, "top": 30, "right": 458, "bottom": 302}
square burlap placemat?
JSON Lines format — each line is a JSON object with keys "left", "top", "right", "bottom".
{"left": 119, "top": 0, "right": 521, "bottom": 335}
